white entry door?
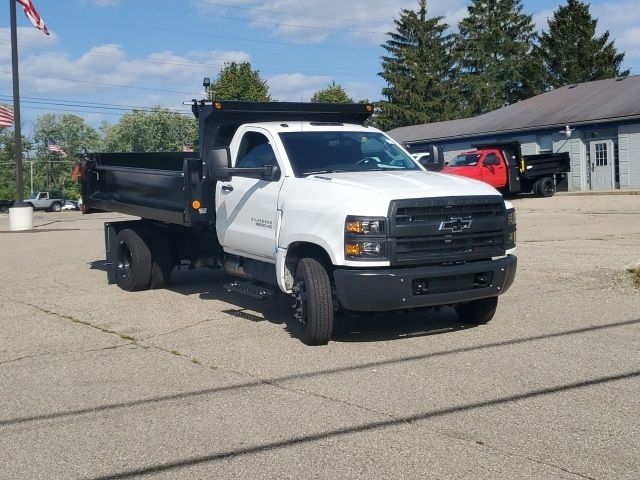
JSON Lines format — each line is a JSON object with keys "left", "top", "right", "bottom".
{"left": 589, "top": 140, "right": 614, "bottom": 190}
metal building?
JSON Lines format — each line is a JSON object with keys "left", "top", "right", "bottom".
{"left": 388, "top": 76, "right": 640, "bottom": 191}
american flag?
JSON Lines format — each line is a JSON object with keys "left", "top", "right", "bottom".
{"left": 0, "top": 106, "right": 14, "bottom": 128}
{"left": 16, "top": 0, "right": 49, "bottom": 35}
{"left": 48, "top": 140, "right": 67, "bottom": 157}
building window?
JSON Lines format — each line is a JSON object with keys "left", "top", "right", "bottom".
{"left": 595, "top": 143, "right": 608, "bottom": 166}
{"left": 537, "top": 134, "right": 553, "bottom": 153}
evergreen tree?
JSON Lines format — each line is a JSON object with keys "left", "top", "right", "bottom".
{"left": 311, "top": 81, "right": 353, "bottom": 103}
{"left": 455, "top": 0, "right": 541, "bottom": 116}
{"left": 537, "top": 0, "right": 629, "bottom": 89}
{"left": 377, "top": 0, "right": 459, "bottom": 130}
{"left": 208, "top": 62, "right": 271, "bottom": 101}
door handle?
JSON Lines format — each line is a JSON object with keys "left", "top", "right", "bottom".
{"left": 222, "top": 185, "right": 234, "bottom": 192}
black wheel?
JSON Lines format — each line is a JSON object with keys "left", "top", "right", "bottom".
{"left": 114, "top": 228, "right": 152, "bottom": 291}
{"left": 455, "top": 297, "right": 498, "bottom": 325}
{"left": 292, "top": 258, "right": 334, "bottom": 346}
{"left": 0, "top": 206, "right": 8, "bottom": 214}
{"left": 530, "top": 180, "right": 540, "bottom": 195}
{"left": 50, "top": 202, "right": 62, "bottom": 212}
{"left": 149, "top": 233, "right": 174, "bottom": 289}
{"left": 536, "top": 177, "right": 556, "bottom": 197}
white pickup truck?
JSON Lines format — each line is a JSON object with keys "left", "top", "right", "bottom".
{"left": 79, "top": 101, "right": 517, "bottom": 345}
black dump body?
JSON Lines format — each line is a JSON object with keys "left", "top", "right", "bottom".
{"left": 81, "top": 152, "right": 204, "bottom": 225}
{"left": 80, "top": 101, "right": 373, "bottom": 226}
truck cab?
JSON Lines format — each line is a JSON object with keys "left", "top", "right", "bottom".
{"left": 442, "top": 149, "right": 508, "bottom": 189}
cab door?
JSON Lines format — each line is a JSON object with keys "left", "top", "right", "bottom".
{"left": 215, "top": 129, "right": 284, "bottom": 260}
{"left": 480, "top": 151, "right": 508, "bottom": 188}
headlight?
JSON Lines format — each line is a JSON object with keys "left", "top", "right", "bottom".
{"left": 345, "top": 216, "right": 387, "bottom": 259}
{"left": 345, "top": 218, "right": 385, "bottom": 235}
{"left": 505, "top": 208, "right": 517, "bottom": 249}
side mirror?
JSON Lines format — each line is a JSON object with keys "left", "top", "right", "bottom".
{"left": 422, "top": 145, "right": 444, "bottom": 172}
{"left": 209, "top": 147, "right": 232, "bottom": 181}
{"left": 262, "top": 164, "right": 281, "bottom": 182}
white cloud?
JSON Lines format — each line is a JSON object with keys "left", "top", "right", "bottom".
{"left": 267, "top": 73, "right": 331, "bottom": 101}
{"left": 0, "top": 41, "right": 251, "bottom": 128}
{"left": 194, "top": 0, "right": 467, "bottom": 44}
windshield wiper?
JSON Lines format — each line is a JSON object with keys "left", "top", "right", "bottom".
{"left": 301, "top": 169, "right": 341, "bottom": 176}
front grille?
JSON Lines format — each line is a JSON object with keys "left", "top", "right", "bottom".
{"left": 396, "top": 202, "right": 504, "bottom": 225}
{"left": 388, "top": 196, "right": 506, "bottom": 265}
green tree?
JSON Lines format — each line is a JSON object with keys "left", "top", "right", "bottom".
{"left": 311, "top": 81, "right": 354, "bottom": 103}
{"left": 537, "top": 0, "right": 629, "bottom": 89}
{"left": 0, "top": 130, "right": 33, "bottom": 199}
{"left": 455, "top": 0, "right": 542, "bottom": 116}
{"left": 103, "top": 107, "right": 198, "bottom": 153}
{"left": 377, "top": 0, "right": 459, "bottom": 131}
{"left": 207, "top": 62, "right": 271, "bottom": 101}
{"left": 32, "top": 114, "right": 100, "bottom": 198}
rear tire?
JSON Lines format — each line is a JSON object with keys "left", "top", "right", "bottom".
{"left": 536, "top": 177, "right": 556, "bottom": 197}
{"left": 0, "top": 206, "right": 8, "bottom": 214}
{"left": 293, "top": 258, "right": 334, "bottom": 346}
{"left": 456, "top": 297, "right": 498, "bottom": 325}
{"left": 50, "top": 202, "right": 62, "bottom": 212}
{"left": 114, "top": 228, "right": 152, "bottom": 291}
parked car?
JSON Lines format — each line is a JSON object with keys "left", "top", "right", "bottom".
{"left": 61, "top": 200, "right": 79, "bottom": 211}
{"left": 0, "top": 199, "right": 14, "bottom": 214}
{"left": 25, "top": 191, "right": 66, "bottom": 212}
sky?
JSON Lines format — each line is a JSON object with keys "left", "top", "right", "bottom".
{"left": 1, "top": 0, "right": 639, "bottom": 134}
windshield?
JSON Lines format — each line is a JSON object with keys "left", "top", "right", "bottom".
{"left": 449, "top": 153, "right": 481, "bottom": 167}
{"left": 279, "top": 131, "right": 419, "bottom": 177}
{"left": 29, "top": 192, "right": 39, "bottom": 199}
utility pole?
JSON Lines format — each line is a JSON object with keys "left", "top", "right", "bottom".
{"left": 10, "top": 0, "right": 24, "bottom": 203}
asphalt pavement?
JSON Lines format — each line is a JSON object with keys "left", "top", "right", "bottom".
{"left": 1, "top": 195, "right": 639, "bottom": 479}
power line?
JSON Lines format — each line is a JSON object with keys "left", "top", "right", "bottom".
{"left": 0, "top": 69, "right": 203, "bottom": 95}
{"left": 123, "top": 0, "right": 389, "bottom": 36}
{"left": 0, "top": 95, "right": 191, "bottom": 115}
{"left": 181, "top": 0, "right": 393, "bottom": 26}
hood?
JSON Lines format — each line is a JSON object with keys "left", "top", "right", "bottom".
{"left": 442, "top": 165, "right": 482, "bottom": 179}
{"left": 305, "top": 170, "right": 499, "bottom": 199}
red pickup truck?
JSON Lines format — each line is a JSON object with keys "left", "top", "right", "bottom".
{"left": 441, "top": 143, "right": 570, "bottom": 197}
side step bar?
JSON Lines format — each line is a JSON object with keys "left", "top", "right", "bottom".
{"left": 223, "top": 280, "right": 274, "bottom": 300}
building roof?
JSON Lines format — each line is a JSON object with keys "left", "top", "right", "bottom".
{"left": 388, "top": 76, "right": 640, "bottom": 144}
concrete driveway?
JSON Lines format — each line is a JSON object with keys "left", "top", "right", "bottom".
{"left": 1, "top": 195, "right": 639, "bottom": 479}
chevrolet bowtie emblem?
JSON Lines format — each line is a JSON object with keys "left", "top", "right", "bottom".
{"left": 439, "top": 217, "right": 472, "bottom": 233}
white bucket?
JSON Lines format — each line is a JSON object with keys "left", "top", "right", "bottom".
{"left": 9, "top": 205, "right": 34, "bottom": 231}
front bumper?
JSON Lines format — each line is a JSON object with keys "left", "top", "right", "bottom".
{"left": 333, "top": 255, "right": 517, "bottom": 312}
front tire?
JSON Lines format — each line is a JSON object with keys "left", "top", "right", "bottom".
{"left": 114, "top": 228, "right": 152, "bottom": 291}
{"left": 293, "top": 258, "right": 334, "bottom": 346}
{"left": 0, "top": 206, "right": 8, "bottom": 214}
{"left": 455, "top": 297, "right": 498, "bottom": 325}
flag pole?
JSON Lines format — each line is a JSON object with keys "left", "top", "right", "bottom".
{"left": 10, "top": 0, "right": 25, "bottom": 203}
